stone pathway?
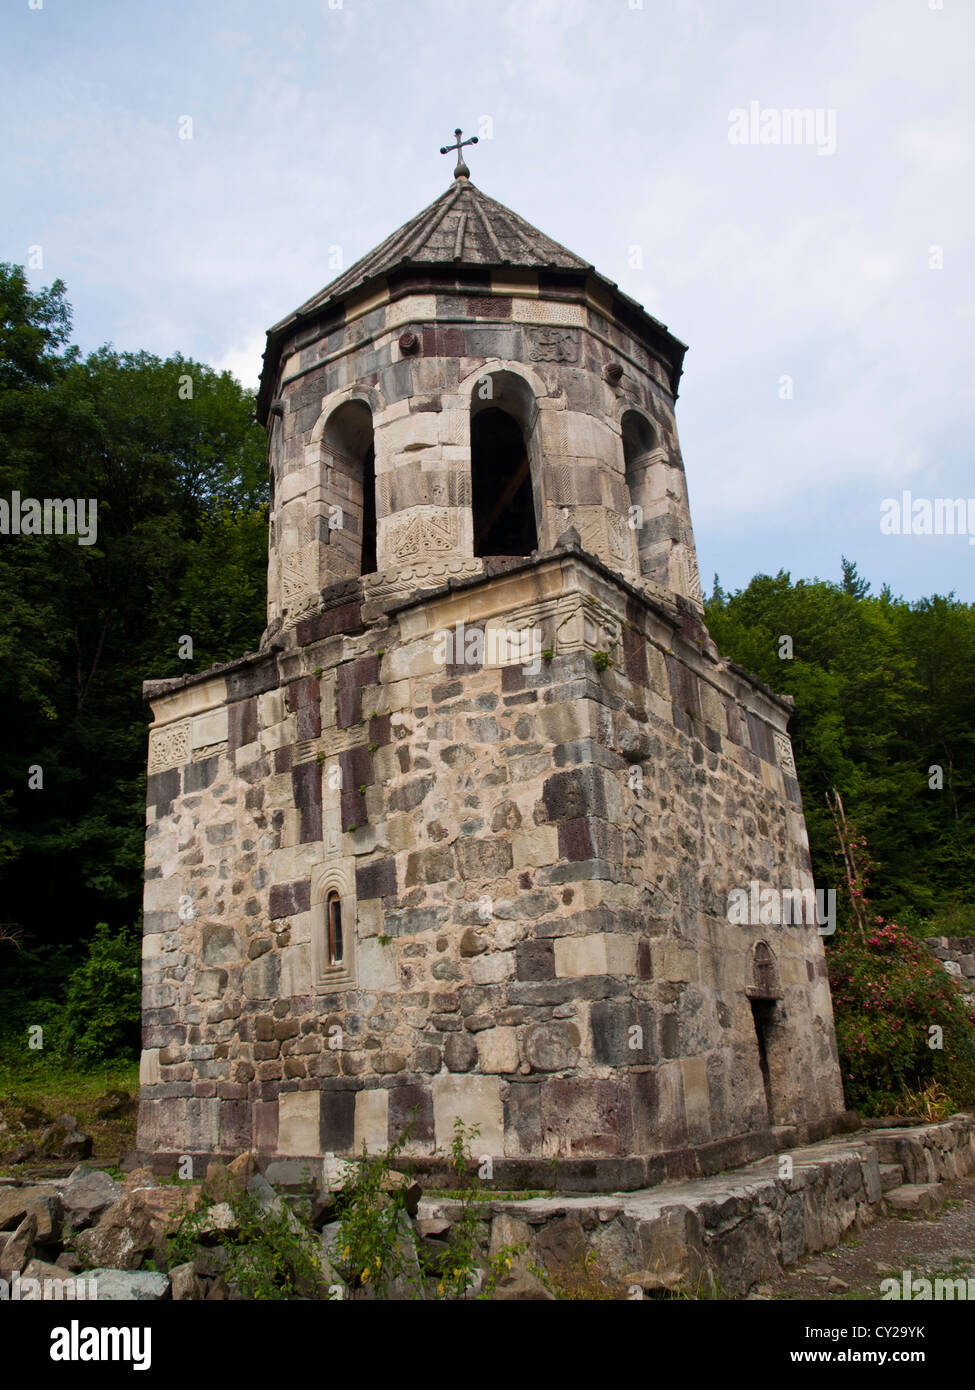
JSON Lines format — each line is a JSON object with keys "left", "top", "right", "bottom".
{"left": 760, "top": 1173, "right": 975, "bottom": 1300}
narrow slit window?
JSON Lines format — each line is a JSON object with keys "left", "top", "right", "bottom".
{"left": 327, "top": 891, "right": 343, "bottom": 966}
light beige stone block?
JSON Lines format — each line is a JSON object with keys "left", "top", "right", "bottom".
{"left": 278, "top": 1091, "right": 320, "bottom": 1156}
{"left": 191, "top": 708, "right": 228, "bottom": 751}
{"left": 139, "top": 1049, "right": 161, "bottom": 1085}
{"left": 357, "top": 936, "right": 398, "bottom": 990}
{"left": 511, "top": 825, "right": 558, "bottom": 868}
{"left": 144, "top": 876, "right": 181, "bottom": 913}
{"left": 433, "top": 1075, "right": 503, "bottom": 1153}
{"left": 235, "top": 740, "right": 262, "bottom": 768}
{"left": 386, "top": 294, "right": 436, "bottom": 328}
{"left": 680, "top": 1057, "right": 711, "bottom": 1141}
{"left": 262, "top": 719, "right": 293, "bottom": 752}
{"left": 280, "top": 943, "right": 313, "bottom": 997}
{"left": 476, "top": 1028, "right": 520, "bottom": 1074}
{"left": 553, "top": 934, "right": 637, "bottom": 978}
{"left": 470, "top": 952, "right": 515, "bottom": 985}
{"left": 354, "top": 1089, "right": 389, "bottom": 1153}
{"left": 662, "top": 941, "right": 700, "bottom": 984}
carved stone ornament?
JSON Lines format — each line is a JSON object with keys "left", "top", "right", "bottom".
{"left": 773, "top": 731, "right": 798, "bottom": 778}
{"left": 388, "top": 511, "right": 457, "bottom": 563}
{"left": 679, "top": 524, "right": 704, "bottom": 605}
{"left": 527, "top": 326, "right": 579, "bottom": 363}
{"left": 148, "top": 720, "right": 191, "bottom": 774}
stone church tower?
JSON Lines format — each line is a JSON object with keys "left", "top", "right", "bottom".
{"left": 136, "top": 149, "right": 847, "bottom": 1186}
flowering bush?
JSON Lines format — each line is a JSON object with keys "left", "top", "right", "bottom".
{"left": 827, "top": 917, "right": 975, "bottom": 1115}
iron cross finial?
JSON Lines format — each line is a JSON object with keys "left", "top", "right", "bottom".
{"left": 440, "top": 127, "right": 478, "bottom": 180}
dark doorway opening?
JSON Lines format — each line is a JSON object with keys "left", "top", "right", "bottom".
{"left": 751, "top": 998, "right": 777, "bottom": 1124}
{"left": 471, "top": 406, "right": 538, "bottom": 558}
{"left": 322, "top": 400, "right": 376, "bottom": 578}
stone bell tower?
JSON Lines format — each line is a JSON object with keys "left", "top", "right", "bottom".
{"left": 136, "top": 139, "right": 847, "bottom": 1186}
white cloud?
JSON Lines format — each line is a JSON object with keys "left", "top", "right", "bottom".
{"left": 215, "top": 332, "right": 266, "bottom": 392}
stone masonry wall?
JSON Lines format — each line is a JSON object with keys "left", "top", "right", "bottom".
{"left": 137, "top": 547, "right": 846, "bottom": 1183}
{"left": 266, "top": 276, "right": 703, "bottom": 636}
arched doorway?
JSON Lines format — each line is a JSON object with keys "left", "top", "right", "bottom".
{"left": 470, "top": 372, "right": 539, "bottom": 559}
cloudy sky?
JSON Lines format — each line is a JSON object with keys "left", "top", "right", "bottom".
{"left": 3, "top": 0, "right": 972, "bottom": 601}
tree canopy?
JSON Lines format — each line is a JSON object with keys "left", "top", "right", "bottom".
{"left": 0, "top": 264, "right": 268, "bottom": 941}
{"left": 706, "top": 570, "right": 975, "bottom": 921}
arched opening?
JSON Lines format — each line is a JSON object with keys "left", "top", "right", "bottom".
{"left": 470, "top": 373, "right": 539, "bottom": 559}
{"left": 747, "top": 942, "right": 786, "bottom": 1126}
{"left": 326, "top": 890, "right": 344, "bottom": 966}
{"left": 622, "top": 410, "right": 657, "bottom": 495}
{"left": 750, "top": 998, "right": 777, "bottom": 1123}
{"left": 621, "top": 409, "right": 662, "bottom": 579}
{"left": 322, "top": 400, "right": 376, "bottom": 577}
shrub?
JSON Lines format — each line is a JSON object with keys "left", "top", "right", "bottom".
{"left": 331, "top": 1127, "right": 424, "bottom": 1300}
{"left": 168, "top": 1184, "right": 324, "bottom": 1300}
{"left": 827, "top": 918, "right": 975, "bottom": 1115}
{"left": 57, "top": 922, "right": 141, "bottom": 1065}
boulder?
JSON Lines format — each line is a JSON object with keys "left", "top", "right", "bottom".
{"left": 94, "top": 1090, "right": 136, "bottom": 1121}
{"left": 28, "top": 1195, "right": 62, "bottom": 1246}
{"left": 86, "top": 1269, "right": 170, "bottom": 1301}
{"left": 245, "top": 1173, "right": 305, "bottom": 1236}
{"left": 60, "top": 1166, "right": 123, "bottom": 1230}
{"left": 379, "top": 1170, "right": 423, "bottom": 1217}
{"left": 74, "top": 1187, "right": 197, "bottom": 1271}
{"left": 201, "top": 1152, "right": 256, "bottom": 1204}
{"left": 22, "top": 1257, "right": 72, "bottom": 1293}
{"left": 37, "top": 1114, "right": 92, "bottom": 1161}
{"left": 169, "top": 1261, "right": 206, "bottom": 1300}
{"left": 19, "top": 1105, "right": 50, "bottom": 1130}
{"left": 487, "top": 1265, "right": 555, "bottom": 1300}
{"left": 122, "top": 1168, "right": 159, "bottom": 1193}
{"left": 886, "top": 1183, "right": 946, "bottom": 1216}
{"left": 0, "top": 1183, "right": 58, "bottom": 1231}
{"left": 0, "top": 1212, "right": 37, "bottom": 1278}
{"left": 195, "top": 1201, "right": 239, "bottom": 1243}
{"left": 188, "top": 1244, "right": 229, "bottom": 1277}
{"left": 320, "top": 1221, "right": 343, "bottom": 1286}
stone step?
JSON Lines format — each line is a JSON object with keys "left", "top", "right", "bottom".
{"left": 885, "top": 1183, "right": 946, "bottom": 1216}
{"left": 878, "top": 1163, "right": 904, "bottom": 1192}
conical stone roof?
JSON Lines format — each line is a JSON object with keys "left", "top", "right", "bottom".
{"left": 273, "top": 178, "right": 594, "bottom": 331}
{"left": 258, "top": 177, "right": 686, "bottom": 418}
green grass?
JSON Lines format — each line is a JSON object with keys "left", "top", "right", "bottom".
{"left": 0, "top": 1051, "right": 140, "bottom": 1172}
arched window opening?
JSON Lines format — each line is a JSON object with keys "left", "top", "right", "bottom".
{"left": 326, "top": 890, "right": 344, "bottom": 966}
{"left": 622, "top": 409, "right": 664, "bottom": 580}
{"left": 752, "top": 941, "right": 777, "bottom": 999}
{"left": 470, "top": 372, "right": 539, "bottom": 560}
{"left": 322, "top": 401, "right": 376, "bottom": 577}
{"left": 621, "top": 410, "right": 658, "bottom": 503}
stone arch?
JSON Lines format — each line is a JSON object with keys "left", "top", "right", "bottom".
{"left": 458, "top": 358, "right": 551, "bottom": 408}
{"left": 620, "top": 408, "right": 667, "bottom": 574}
{"left": 309, "top": 383, "right": 387, "bottom": 445}
{"left": 749, "top": 940, "right": 781, "bottom": 1000}
{"left": 320, "top": 400, "right": 377, "bottom": 577}
{"left": 311, "top": 861, "right": 356, "bottom": 992}
{"left": 468, "top": 367, "right": 542, "bottom": 559}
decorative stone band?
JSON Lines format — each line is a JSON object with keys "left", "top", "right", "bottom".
{"left": 773, "top": 731, "right": 798, "bottom": 777}
{"left": 147, "top": 720, "right": 191, "bottom": 774}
